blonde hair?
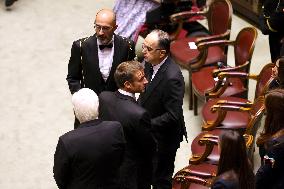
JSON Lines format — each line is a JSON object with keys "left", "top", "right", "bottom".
{"left": 72, "top": 88, "right": 99, "bottom": 123}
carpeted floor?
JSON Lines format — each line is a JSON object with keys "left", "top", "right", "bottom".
{"left": 0, "top": 0, "right": 270, "bottom": 188}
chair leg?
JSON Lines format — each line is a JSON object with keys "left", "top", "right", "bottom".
{"left": 189, "top": 76, "right": 193, "bottom": 110}
{"left": 194, "top": 93, "right": 198, "bottom": 116}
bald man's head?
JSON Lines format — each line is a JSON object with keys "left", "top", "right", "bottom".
{"left": 94, "top": 9, "right": 117, "bottom": 44}
{"left": 95, "top": 9, "right": 116, "bottom": 25}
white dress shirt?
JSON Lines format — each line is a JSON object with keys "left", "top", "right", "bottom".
{"left": 150, "top": 56, "right": 168, "bottom": 81}
{"left": 97, "top": 38, "right": 114, "bottom": 82}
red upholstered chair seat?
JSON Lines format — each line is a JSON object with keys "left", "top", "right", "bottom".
{"left": 170, "top": 37, "right": 226, "bottom": 67}
{"left": 202, "top": 97, "right": 250, "bottom": 129}
{"left": 191, "top": 66, "right": 247, "bottom": 98}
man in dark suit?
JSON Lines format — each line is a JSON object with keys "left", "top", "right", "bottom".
{"left": 67, "top": 9, "right": 135, "bottom": 128}
{"left": 53, "top": 88, "right": 125, "bottom": 189}
{"left": 138, "top": 29, "right": 187, "bottom": 189}
{"left": 66, "top": 9, "right": 136, "bottom": 95}
{"left": 99, "top": 61, "right": 156, "bottom": 189}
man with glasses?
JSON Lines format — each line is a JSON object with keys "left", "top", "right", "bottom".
{"left": 67, "top": 9, "right": 135, "bottom": 128}
{"left": 138, "top": 29, "right": 187, "bottom": 189}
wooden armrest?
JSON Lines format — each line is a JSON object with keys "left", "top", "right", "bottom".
{"left": 205, "top": 72, "right": 247, "bottom": 99}
{"left": 173, "top": 175, "right": 213, "bottom": 187}
{"left": 202, "top": 104, "right": 251, "bottom": 131}
{"left": 188, "top": 33, "right": 231, "bottom": 70}
{"left": 190, "top": 134, "right": 253, "bottom": 165}
{"left": 205, "top": 70, "right": 254, "bottom": 99}
{"left": 202, "top": 133, "right": 219, "bottom": 140}
{"left": 216, "top": 99, "right": 253, "bottom": 107}
{"left": 212, "top": 61, "right": 250, "bottom": 78}
{"left": 170, "top": 10, "right": 206, "bottom": 23}
{"left": 243, "top": 134, "right": 254, "bottom": 148}
{"left": 211, "top": 104, "right": 251, "bottom": 113}
{"left": 175, "top": 167, "right": 215, "bottom": 178}
{"left": 189, "top": 135, "right": 217, "bottom": 164}
{"left": 195, "top": 30, "right": 231, "bottom": 46}
{"left": 189, "top": 36, "right": 231, "bottom": 70}
{"left": 205, "top": 62, "right": 251, "bottom": 99}
{"left": 200, "top": 133, "right": 252, "bottom": 146}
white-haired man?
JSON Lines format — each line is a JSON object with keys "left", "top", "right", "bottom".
{"left": 53, "top": 88, "right": 125, "bottom": 189}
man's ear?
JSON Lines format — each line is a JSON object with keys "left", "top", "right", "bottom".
{"left": 124, "top": 81, "right": 132, "bottom": 90}
{"left": 159, "top": 50, "right": 166, "bottom": 58}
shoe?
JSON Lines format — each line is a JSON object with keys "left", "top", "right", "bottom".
{"left": 5, "top": 0, "right": 16, "bottom": 7}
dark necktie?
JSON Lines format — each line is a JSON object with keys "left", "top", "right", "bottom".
{"left": 145, "top": 64, "right": 154, "bottom": 91}
{"left": 99, "top": 43, "right": 113, "bottom": 50}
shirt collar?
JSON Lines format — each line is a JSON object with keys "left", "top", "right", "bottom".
{"left": 97, "top": 36, "right": 114, "bottom": 46}
{"left": 152, "top": 56, "right": 168, "bottom": 72}
{"left": 118, "top": 89, "right": 135, "bottom": 99}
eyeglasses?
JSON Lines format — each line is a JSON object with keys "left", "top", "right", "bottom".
{"left": 142, "top": 43, "right": 163, "bottom": 52}
{"left": 94, "top": 24, "right": 113, "bottom": 32}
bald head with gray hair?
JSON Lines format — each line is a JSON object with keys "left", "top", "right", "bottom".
{"left": 72, "top": 88, "right": 99, "bottom": 123}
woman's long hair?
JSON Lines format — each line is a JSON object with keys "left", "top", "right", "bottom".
{"left": 257, "top": 88, "right": 284, "bottom": 146}
{"left": 217, "top": 130, "right": 255, "bottom": 189}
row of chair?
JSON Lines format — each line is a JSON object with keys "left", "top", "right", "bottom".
{"left": 164, "top": 1, "right": 275, "bottom": 188}
{"left": 172, "top": 61, "right": 274, "bottom": 188}
{"left": 169, "top": 0, "right": 260, "bottom": 117}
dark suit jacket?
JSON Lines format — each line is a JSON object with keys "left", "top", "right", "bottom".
{"left": 99, "top": 91, "right": 156, "bottom": 155}
{"left": 53, "top": 119, "right": 125, "bottom": 189}
{"left": 138, "top": 57, "right": 186, "bottom": 150}
{"left": 66, "top": 34, "right": 135, "bottom": 94}
{"left": 99, "top": 91, "right": 156, "bottom": 189}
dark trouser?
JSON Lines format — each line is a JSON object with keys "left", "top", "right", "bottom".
{"left": 137, "top": 158, "right": 153, "bottom": 189}
{"left": 119, "top": 156, "right": 138, "bottom": 189}
{"left": 152, "top": 145, "right": 178, "bottom": 189}
{"left": 269, "top": 32, "right": 284, "bottom": 63}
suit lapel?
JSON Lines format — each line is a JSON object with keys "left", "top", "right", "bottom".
{"left": 107, "top": 35, "right": 120, "bottom": 84}
{"left": 140, "top": 58, "right": 170, "bottom": 105}
{"left": 86, "top": 35, "right": 105, "bottom": 83}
